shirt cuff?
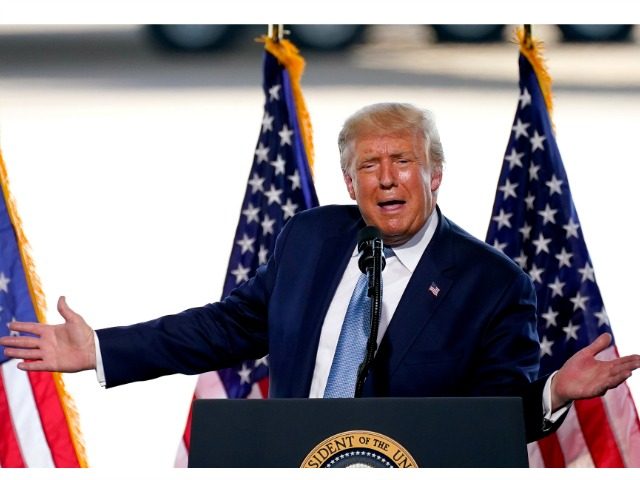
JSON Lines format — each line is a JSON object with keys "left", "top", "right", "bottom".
{"left": 542, "top": 370, "right": 571, "bottom": 431}
{"left": 94, "top": 331, "right": 106, "bottom": 387}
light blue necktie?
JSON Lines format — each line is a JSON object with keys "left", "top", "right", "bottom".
{"left": 324, "top": 248, "right": 393, "bottom": 398}
{"left": 323, "top": 273, "right": 371, "bottom": 398}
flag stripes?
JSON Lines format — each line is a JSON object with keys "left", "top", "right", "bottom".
{"left": 1, "top": 147, "right": 87, "bottom": 468}
{"left": 1, "top": 360, "right": 55, "bottom": 467}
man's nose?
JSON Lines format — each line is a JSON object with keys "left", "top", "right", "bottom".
{"left": 378, "top": 161, "right": 396, "bottom": 188}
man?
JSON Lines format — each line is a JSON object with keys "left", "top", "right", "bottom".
{"left": 2, "top": 103, "right": 638, "bottom": 442}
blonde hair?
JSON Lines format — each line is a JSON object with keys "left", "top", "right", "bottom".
{"left": 338, "top": 103, "right": 444, "bottom": 176}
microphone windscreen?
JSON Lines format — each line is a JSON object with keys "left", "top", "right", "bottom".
{"left": 357, "top": 226, "right": 382, "bottom": 252}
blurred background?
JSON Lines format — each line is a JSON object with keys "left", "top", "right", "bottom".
{"left": 0, "top": 24, "right": 638, "bottom": 468}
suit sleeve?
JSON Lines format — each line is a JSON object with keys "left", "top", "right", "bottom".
{"left": 95, "top": 212, "right": 296, "bottom": 388}
{"left": 469, "top": 268, "right": 566, "bottom": 442}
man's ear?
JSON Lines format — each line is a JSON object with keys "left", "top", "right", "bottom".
{"left": 344, "top": 173, "right": 357, "bottom": 200}
{"left": 431, "top": 168, "right": 443, "bottom": 193}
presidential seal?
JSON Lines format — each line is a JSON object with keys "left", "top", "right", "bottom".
{"left": 301, "top": 430, "right": 417, "bottom": 468}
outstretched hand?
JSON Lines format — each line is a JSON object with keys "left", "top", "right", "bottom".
{"left": 551, "top": 332, "right": 640, "bottom": 410}
{"left": 0, "top": 296, "right": 96, "bottom": 373}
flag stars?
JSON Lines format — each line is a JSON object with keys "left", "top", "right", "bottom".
{"left": 547, "top": 277, "right": 566, "bottom": 298}
{"left": 236, "top": 234, "right": 256, "bottom": 254}
{"left": 254, "top": 355, "right": 269, "bottom": 368}
{"left": 268, "top": 84, "right": 281, "bottom": 101}
{"left": 540, "top": 336, "right": 554, "bottom": 357}
{"left": 524, "top": 192, "right": 536, "bottom": 210}
{"left": 278, "top": 124, "right": 294, "bottom": 146}
{"left": 578, "top": 262, "right": 595, "bottom": 283}
{"left": 555, "top": 248, "right": 573, "bottom": 269}
{"left": 562, "top": 321, "right": 581, "bottom": 341}
{"left": 528, "top": 163, "right": 541, "bottom": 181}
{"left": 504, "top": 148, "right": 524, "bottom": 169}
{"left": 532, "top": 233, "right": 551, "bottom": 255}
{"left": 514, "top": 250, "right": 528, "bottom": 269}
{"left": 230, "top": 264, "right": 251, "bottom": 284}
{"left": 546, "top": 175, "right": 564, "bottom": 196}
{"left": 519, "top": 87, "right": 532, "bottom": 109}
{"left": 281, "top": 199, "right": 298, "bottom": 220}
{"left": 237, "top": 363, "right": 253, "bottom": 384}
{"left": 530, "top": 130, "right": 546, "bottom": 152}
{"left": 258, "top": 245, "right": 269, "bottom": 265}
{"left": 287, "top": 170, "right": 301, "bottom": 190}
{"left": 261, "top": 215, "right": 276, "bottom": 236}
{"left": 512, "top": 118, "right": 530, "bottom": 139}
{"left": 492, "top": 239, "right": 507, "bottom": 253}
{"left": 0, "top": 272, "right": 10, "bottom": 292}
{"left": 563, "top": 218, "right": 580, "bottom": 239}
{"left": 492, "top": 209, "right": 513, "bottom": 230}
{"left": 254, "top": 142, "right": 270, "bottom": 163}
{"left": 264, "top": 185, "right": 283, "bottom": 205}
{"left": 570, "top": 292, "right": 589, "bottom": 312}
{"left": 541, "top": 307, "right": 559, "bottom": 328}
{"left": 498, "top": 179, "right": 519, "bottom": 200}
{"left": 537, "top": 203, "right": 558, "bottom": 225}
{"left": 518, "top": 223, "right": 532, "bottom": 240}
{"left": 261, "top": 112, "right": 274, "bottom": 133}
{"left": 529, "top": 263, "right": 545, "bottom": 284}
{"left": 247, "top": 173, "right": 265, "bottom": 194}
{"left": 270, "top": 154, "right": 286, "bottom": 175}
{"left": 242, "top": 203, "right": 260, "bottom": 224}
{"left": 595, "top": 308, "right": 609, "bottom": 327}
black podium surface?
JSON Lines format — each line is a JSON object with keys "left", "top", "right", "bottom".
{"left": 188, "top": 397, "right": 528, "bottom": 468}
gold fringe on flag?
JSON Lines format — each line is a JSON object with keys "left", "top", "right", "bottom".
{"left": 516, "top": 27, "right": 554, "bottom": 120}
{"left": 0, "top": 149, "right": 89, "bottom": 467}
{"left": 258, "top": 36, "right": 316, "bottom": 173}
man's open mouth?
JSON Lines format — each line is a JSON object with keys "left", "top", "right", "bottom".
{"left": 378, "top": 200, "right": 405, "bottom": 208}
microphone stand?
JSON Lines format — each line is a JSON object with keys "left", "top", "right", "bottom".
{"left": 354, "top": 237, "right": 384, "bottom": 398}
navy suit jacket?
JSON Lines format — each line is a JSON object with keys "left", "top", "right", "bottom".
{"left": 97, "top": 205, "right": 554, "bottom": 441}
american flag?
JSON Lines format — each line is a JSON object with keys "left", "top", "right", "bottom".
{"left": 174, "top": 37, "right": 319, "bottom": 466}
{"left": 486, "top": 30, "right": 640, "bottom": 467}
{"left": 0, "top": 151, "right": 87, "bottom": 467}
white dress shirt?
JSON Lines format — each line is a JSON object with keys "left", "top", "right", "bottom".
{"left": 308, "top": 209, "right": 439, "bottom": 398}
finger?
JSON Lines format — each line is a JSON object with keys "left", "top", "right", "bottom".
{"left": 5, "top": 321, "right": 45, "bottom": 336}
{"left": 17, "top": 360, "right": 52, "bottom": 372}
{"left": 610, "top": 356, "right": 640, "bottom": 375}
{"left": 582, "top": 333, "right": 612, "bottom": 357}
{"left": 3, "top": 347, "right": 43, "bottom": 360}
{"left": 57, "top": 296, "right": 82, "bottom": 324}
{"left": 0, "top": 335, "right": 41, "bottom": 348}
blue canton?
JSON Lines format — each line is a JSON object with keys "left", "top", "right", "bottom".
{"left": 485, "top": 54, "right": 613, "bottom": 376}
{"left": 217, "top": 49, "right": 319, "bottom": 397}
{"left": 0, "top": 184, "right": 39, "bottom": 365}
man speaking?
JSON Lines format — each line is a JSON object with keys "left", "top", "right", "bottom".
{"left": 2, "top": 103, "right": 638, "bottom": 443}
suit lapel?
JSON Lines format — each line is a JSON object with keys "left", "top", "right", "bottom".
{"left": 290, "top": 217, "right": 363, "bottom": 396}
{"left": 374, "top": 210, "right": 458, "bottom": 379}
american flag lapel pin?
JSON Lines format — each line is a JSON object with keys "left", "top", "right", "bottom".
{"left": 428, "top": 282, "right": 440, "bottom": 297}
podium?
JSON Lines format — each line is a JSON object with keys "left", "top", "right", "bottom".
{"left": 188, "top": 397, "right": 528, "bottom": 467}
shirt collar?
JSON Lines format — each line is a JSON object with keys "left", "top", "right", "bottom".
{"left": 351, "top": 207, "right": 440, "bottom": 274}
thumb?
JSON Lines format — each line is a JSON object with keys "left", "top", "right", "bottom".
{"left": 581, "top": 332, "right": 612, "bottom": 357}
{"left": 57, "top": 296, "right": 83, "bottom": 324}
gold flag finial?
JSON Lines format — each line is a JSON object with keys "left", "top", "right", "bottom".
{"left": 523, "top": 24, "right": 533, "bottom": 50}
{"left": 268, "top": 24, "right": 286, "bottom": 42}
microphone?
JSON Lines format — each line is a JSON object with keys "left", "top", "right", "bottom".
{"left": 354, "top": 225, "right": 386, "bottom": 398}
{"left": 357, "top": 226, "right": 386, "bottom": 274}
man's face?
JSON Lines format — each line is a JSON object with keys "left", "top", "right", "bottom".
{"left": 343, "top": 130, "right": 442, "bottom": 247}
